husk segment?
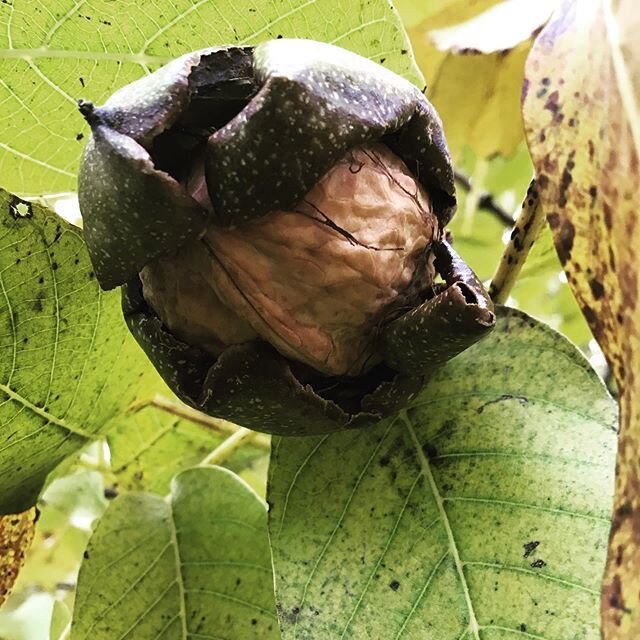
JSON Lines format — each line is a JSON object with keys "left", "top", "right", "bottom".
{"left": 80, "top": 39, "right": 494, "bottom": 436}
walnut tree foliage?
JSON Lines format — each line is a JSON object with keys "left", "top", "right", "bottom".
{"left": 0, "top": 1, "right": 636, "bottom": 639}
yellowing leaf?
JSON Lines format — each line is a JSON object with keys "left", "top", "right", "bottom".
{"left": 522, "top": 0, "right": 640, "bottom": 636}
{"left": 0, "top": 508, "right": 35, "bottom": 606}
{"left": 405, "top": 0, "right": 552, "bottom": 159}
{"left": 429, "top": 43, "right": 531, "bottom": 159}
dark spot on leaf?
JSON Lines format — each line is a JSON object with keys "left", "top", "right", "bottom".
{"left": 79, "top": 76, "right": 85, "bottom": 88}
{"left": 33, "top": 291, "right": 44, "bottom": 312}
{"left": 588, "top": 278, "right": 605, "bottom": 300}
{"left": 608, "top": 575, "right": 631, "bottom": 613}
{"left": 544, "top": 90, "right": 562, "bottom": 122}
{"left": 530, "top": 559, "right": 546, "bottom": 569}
{"left": 389, "top": 579, "right": 400, "bottom": 591}
{"left": 76, "top": 132, "right": 84, "bottom": 141}
{"left": 523, "top": 540, "right": 539, "bottom": 558}
{"left": 581, "top": 304, "right": 602, "bottom": 336}
{"left": 103, "top": 487, "right": 118, "bottom": 499}
{"left": 537, "top": 173, "right": 549, "bottom": 189}
{"left": 603, "top": 202, "right": 613, "bottom": 229}
{"left": 477, "top": 394, "right": 528, "bottom": 414}
{"left": 558, "top": 150, "right": 575, "bottom": 207}
{"left": 556, "top": 219, "right": 575, "bottom": 264}
{"left": 379, "top": 455, "right": 390, "bottom": 467}
{"left": 83, "top": 550, "right": 89, "bottom": 559}
{"left": 520, "top": 623, "right": 527, "bottom": 632}
{"left": 422, "top": 443, "right": 437, "bottom": 459}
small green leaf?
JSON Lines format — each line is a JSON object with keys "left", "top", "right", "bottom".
{"left": 0, "top": 0, "right": 420, "bottom": 196}
{"left": 269, "top": 306, "right": 616, "bottom": 639}
{"left": 71, "top": 466, "right": 277, "bottom": 640}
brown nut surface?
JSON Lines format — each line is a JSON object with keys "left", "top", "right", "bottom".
{"left": 141, "top": 142, "right": 438, "bottom": 377}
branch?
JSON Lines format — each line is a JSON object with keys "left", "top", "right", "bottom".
{"left": 128, "top": 394, "right": 271, "bottom": 452}
{"left": 488, "top": 179, "right": 546, "bottom": 303}
{"left": 454, "top": 170, "right": 515, "bottom": 227}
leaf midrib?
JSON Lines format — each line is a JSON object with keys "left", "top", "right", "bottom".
{"left": 401, "top": 409, "right": 480, "bottom": 640}
{"left": 0, "top": 382, "right": 93, "bottom": 440}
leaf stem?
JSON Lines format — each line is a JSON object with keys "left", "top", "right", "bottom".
{"left": 489, "top": 179, "right": 545, "bottom": 304}
{"left": 200, "top": 428, "right": 258, "bottom": 466}
{"left": 127, "top": 394, "right": 271, "bottom": 451}
{"left": 454, "top": 166, "right": 514, "bottom": 228}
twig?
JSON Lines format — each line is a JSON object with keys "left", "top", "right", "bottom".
{"left": 454, "top": 170, "right": 515, "bottom": 227}
{"left": 128, "top": 394, "right": 271, "bottom": 451}
{"left": 200, "top": 428, "right": 257, "bottom": 466}
{"left": 489, "top": 179, "right": 545, "bottom": 303}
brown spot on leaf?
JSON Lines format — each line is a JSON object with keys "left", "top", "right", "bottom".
{"left": 589, "top": 278, "right": 605, "bottom": 300}
{"left": 556, "top": 219, "right": 575, "bottom": 263}
{"left": 558, "top": 151, "right": 576, "bottom": 207}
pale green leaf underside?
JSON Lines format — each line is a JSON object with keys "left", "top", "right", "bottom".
{"left": 108, "top": 406, "right": 268, "bottom": 496}
{"left": 0, "top": 0, "right": 421, "bottom": 196}
{"left": 71, "top": 466, "right": 278, "bottom": 640}
{"left": 0, "top": 188, "right": 195, "bottom": 513}
{"left": 269, "top": 307, "right": 616, "bottom": 640}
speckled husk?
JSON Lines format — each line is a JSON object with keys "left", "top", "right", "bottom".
{"left": 79, "top": 39, "right": 495, "bottom": 436}
{"left": 122, "top": 279, "right": 422, "bottom": 435}
{"left": 78, "top": 40, "right": 455, "bottom": 290}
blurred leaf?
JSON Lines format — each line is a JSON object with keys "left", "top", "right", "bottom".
{"left": 398, "top": 0, "right": 501, "bottom": 77}
{"left": 404, "top": 0, "right": 553, "bottom": 159}
{"left": 71, "top": 467, "right": 277, "bottom": 640}
{"left": 522, "top": 0, "right": 640, "bottom": 634}
{"left": 448, "top": 143, "right": 533, "bottom": 281}
{"left": 0, "top": 592, "right": 53, "bottom": 640}
{"left": 0, "top": 509, "right": 35, "bottom": 606}
{"left": 108, "top": 404, "right": 270, "bottom": 497}
{"left": 15, "top": 471, "right": 107, "bottom": 592}
{"left": 0, "top": 0, "right": 420, "bottom": 197}
{"left": 50, "top": 600, "right": 71, "bottom": 640}
{"left": 430, "top": 42, "right": 531, "bottom": 159}
{"left": 269, "top": 307, "right": 616, "bottom": 639}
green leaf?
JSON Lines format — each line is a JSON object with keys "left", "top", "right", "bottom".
{"left": 108, "top": 407, "right": 270, "bottom": 497}
{"left": 269, "top": 306, "right": 616, "bottom": 639}
{"left": 50, "top": 600, "right": 71, "bottom": 640}
{"left": 71, "top": 466, "right": 278, "bottom": 640}
{"left": 0, "top": 0, "right": 420, "bottom": 197}
{"left": 0, "top": 189, "right": 189, "bottom": 513}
